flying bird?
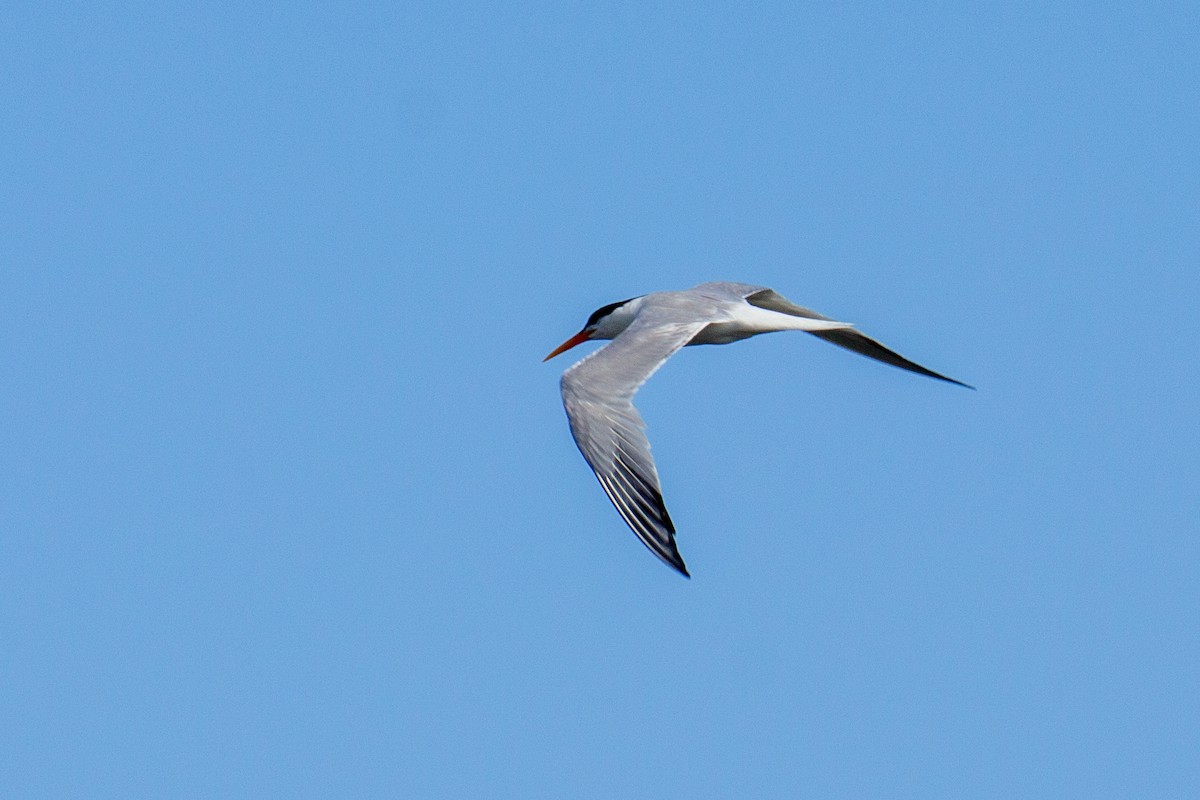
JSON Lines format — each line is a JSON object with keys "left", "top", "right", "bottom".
{"left": 545, "top": 282, "right": 971, "bottom": 577}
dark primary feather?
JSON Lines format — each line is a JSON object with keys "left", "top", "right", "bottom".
{"left": 596, "top": 452, "right": 687, "bottom": 576}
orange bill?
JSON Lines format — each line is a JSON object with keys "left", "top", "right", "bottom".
{"left": 543, "top": 330, "right": 591, "bottom": 361}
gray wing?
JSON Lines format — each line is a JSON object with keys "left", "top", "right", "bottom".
{"left": 745, "top": 288, "right": 973, "bottom": 389}
{"left": 560, "top": 313, "right": 709, "bottom": 577}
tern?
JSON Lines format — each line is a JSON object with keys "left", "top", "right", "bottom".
{"left": 545, "top": 281, "right": 971, "bottom": 578}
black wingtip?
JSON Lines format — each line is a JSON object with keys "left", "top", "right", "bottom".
{"left": 806, "top": 329, "right": 974, "bottom": 393}
{"left": 656, "top": 504, "right": 689, "bottom": 577}
{"left": 940, "top": 375, "right": 976, "bottom": 391}
{"left": 656, "top": 532, "right": 690, "bottom": 578}
{"left": 899, "top": 363, "right": 974, "bottom": 390}
{"left": 651, "top": 514, "right": 689, "bottom": 578}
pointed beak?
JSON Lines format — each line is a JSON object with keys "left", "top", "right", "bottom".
{"left": 543, "top": 329, "right": 592, "bottom": 361}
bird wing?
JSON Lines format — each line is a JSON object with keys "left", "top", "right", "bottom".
{"left": 745, "top": 288, "right": 973, "bottom": 388}
{"left": 560, "top": 311, "right": 711, "bottom": 577}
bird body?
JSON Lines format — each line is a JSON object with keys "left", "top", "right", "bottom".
{"left": 545, "top": 282, "right": 970, "bottom": 577}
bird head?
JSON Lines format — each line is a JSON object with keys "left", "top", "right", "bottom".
{"left": 544, "top": 297, "right": 640, "bottom": 360}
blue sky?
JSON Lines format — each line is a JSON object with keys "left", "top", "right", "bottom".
{"left": 3, "top": 3, "right": 1198, "bottom": 797}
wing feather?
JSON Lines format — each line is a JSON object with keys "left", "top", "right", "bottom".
{"left": 560, "top": 312, "right": 708, "bottom": 576}
{"left": 746, "top": 288, "right": 973, "bottom": 388}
